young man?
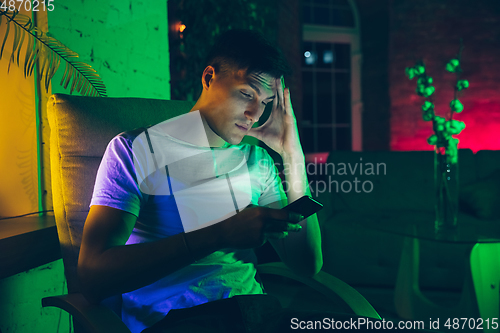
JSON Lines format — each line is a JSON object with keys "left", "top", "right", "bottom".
{"left": 78, "top": 29, "right": 322, "bottom": 332}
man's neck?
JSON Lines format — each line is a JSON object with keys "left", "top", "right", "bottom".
{"left": 190, "top": 97, "right": 228, "bottom": 148}
{"left": 155, "top": 110, "right": 225, "bottom": 148}
{"left": 198, "top": 114, "right": 227, "bottom": 148}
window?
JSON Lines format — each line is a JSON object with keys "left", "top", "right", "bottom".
{"left": 302, "top": 41, "right": 351, "bottom": 152}
{"left": 302, "top": 0, "right": 354, "bottom": 27}
{"left": 301, "top": 0, "right": 362, "bottom": 152}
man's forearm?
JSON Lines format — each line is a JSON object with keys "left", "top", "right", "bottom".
{"left": 280, "top": 153, "right": 323, "bottom": 276}
{"left": 79, "top": 224, "right": 224, "bottom": 304}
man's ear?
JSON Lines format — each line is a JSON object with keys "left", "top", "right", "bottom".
{"left": 201, "top": 66, "right": 215, "bottom": 90}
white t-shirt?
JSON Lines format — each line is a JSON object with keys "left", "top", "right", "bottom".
{"left": 90, "top": 112, "right": 287, "bottom": 332}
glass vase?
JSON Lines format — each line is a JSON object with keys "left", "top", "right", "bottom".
{"left": 434, "top": 147, "right": 459, "bottom": 230}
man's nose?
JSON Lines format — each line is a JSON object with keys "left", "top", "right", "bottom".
{"left": 244, "top": 101, "right": 264, "bottom": 123}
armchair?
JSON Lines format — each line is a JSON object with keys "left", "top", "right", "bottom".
{"left": 42, "top": 93, "right": 380, "bottom": 332}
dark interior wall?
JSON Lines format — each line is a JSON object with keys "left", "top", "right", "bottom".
{"left": 355, "top": 0, "right": 391, "bottom": 151}
{"left": 389, "top": 0, "right": 500, "bottom": 152}
{"left": 355, "top": 0, "right": 500, "bottom": 152}
{"left": 276, "top": 0, "right": 302, "bottom": 123}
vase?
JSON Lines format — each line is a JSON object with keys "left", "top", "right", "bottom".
{"left": 434, "top": 147, "right": 459, "bottom": 230}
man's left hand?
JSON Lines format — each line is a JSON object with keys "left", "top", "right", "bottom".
{"left": 247, "top": 77, "right": 303, "bottom": 159}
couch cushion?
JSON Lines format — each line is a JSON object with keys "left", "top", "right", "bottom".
{"left": 313, "top": 149, "right": 475, "bottom": 213}
{"left": 474, "top": 150, "right": 500, "bottom": 179}
{"left": 322, "top": 151, "right": 435, "bottom": 212}
{"left": 460, "top": 168, "right": 500, "bottom": 220}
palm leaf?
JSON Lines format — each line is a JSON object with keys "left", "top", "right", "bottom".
{"left": 0, "top": 11, "right": 12, "bottom": 59}
{"left": 23, "top": 33, "right": 33, "bottom": 77}
{"left": 0, "top": 9, "right": 106, "bottom": 97}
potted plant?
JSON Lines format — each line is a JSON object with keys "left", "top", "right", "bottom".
{"left": 405, "top": 41, "right": 469, "bottom": 230}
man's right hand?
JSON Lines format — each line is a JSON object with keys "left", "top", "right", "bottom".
{"left": 78, "top": 204, "right": 302, "bottom": 303}
{"left": 215, "top": 205, "right": 303, "bottom": 249}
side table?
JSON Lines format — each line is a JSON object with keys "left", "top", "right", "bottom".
{"left": 352, "top": 211, "right": 500, "bottom": 332}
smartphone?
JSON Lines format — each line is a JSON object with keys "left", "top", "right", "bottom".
{"left": 282, "top": 195, "right": 323, "bottom": 219}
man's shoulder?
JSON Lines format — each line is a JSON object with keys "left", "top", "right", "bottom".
{"left": 110, "top": 124, "right": 168, "bottom": 149}
{"left": 102, "top": 127, "right": 170, "bottom": 166}
{"left": 116, "top": 127, "right": 149, "bottom": 142}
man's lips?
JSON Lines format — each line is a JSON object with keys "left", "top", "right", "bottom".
{"left": 236, "top": 124, "right": 249, "bottom": 131}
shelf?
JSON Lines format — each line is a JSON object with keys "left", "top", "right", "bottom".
{"left": 0, "top": 215, "right": 61, "bottom": 279}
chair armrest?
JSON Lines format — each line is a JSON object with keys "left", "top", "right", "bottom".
{"left": 42, "top": 293, "right": 131, "bottom": 333}
{"left": 256, "top": 262, "right": 381, "bottom": 320}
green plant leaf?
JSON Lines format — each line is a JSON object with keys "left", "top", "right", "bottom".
{"left": 0, "top": 13, "right": 11, "bottom": 59}
{"left": 23, "top": 32, "right": 33, "bottom": 77}
{"left": 450, "top": 99, "right": 464, "bottom": 113}
{"left": 0, "top": 9, "right": 107, "bottom": 97}
{"left": 10, "top": 20, "right": 20, "bottom": 65}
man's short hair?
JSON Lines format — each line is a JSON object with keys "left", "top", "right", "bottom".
{"left": 205, "top": 29, "right": 292, "bottom": 79}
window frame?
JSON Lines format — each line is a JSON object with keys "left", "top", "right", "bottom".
{"left": 302, "top": 0, "right": 362, "bottom": 151}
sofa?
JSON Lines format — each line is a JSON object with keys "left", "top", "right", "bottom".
{"left": 311, "top": 149, "right": 500, "bottom": 291}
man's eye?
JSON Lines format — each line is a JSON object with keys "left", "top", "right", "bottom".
{"left": 241, "top": 92, "right": 252, "bottom": 99}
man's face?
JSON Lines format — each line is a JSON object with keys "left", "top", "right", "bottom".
{"left": 202, "top": 68, "right": 276, "bottom": 145}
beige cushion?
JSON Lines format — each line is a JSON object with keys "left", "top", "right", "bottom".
{"left": 48, "top": 94, "right": 195, "bottom": 292}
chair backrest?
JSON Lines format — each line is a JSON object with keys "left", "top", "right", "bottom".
{"left": 47, "top": 93, "right": 195, "bottom": 293}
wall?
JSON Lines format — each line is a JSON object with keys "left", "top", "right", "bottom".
{"left": 0, "top": 1, "right": 171, "bottom": 332}
{"left": 0, "top": 8, "right": 68, "bottom": 332}
{"left": 389, "top": 0, "right": 500, "bottom": 152}
{"left": 47, "top": 0, "right": 171, "bottom": 99}
{"left": 276, "top": 0, "right": 302, "bottom": 122}
{"left": 0, "top": 9, "right": 40, "bottom": 218}
{"left": 0, "top": 261, "right": 70, "bottom": 333}
{"left": 356, "top": 0, "right": 391, "bottom": 151}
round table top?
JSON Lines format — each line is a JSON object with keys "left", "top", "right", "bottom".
{"left": 333, "top": 210, "right": 500, "bottom": 244}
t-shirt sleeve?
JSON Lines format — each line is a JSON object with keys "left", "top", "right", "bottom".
{"left": 256, "top": 148, "right": 287, "bottom": 209}
{"left": 90, "top": 134, "right": 144, "bottom": 217}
